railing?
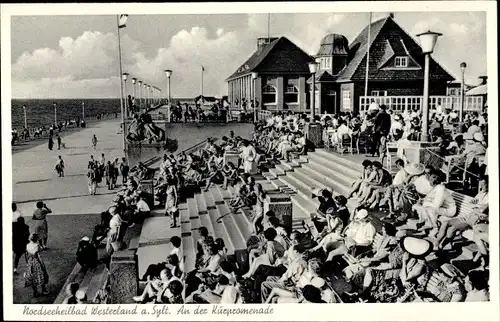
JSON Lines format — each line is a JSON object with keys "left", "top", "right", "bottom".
{"left": 257, "top": 110, "right": 273, "bottom": 121}
{"left": 13, "top": 113, "right": 118, "bottom": 143}
{"left": 359, "top": 95, "right": 484, "bottom": 115}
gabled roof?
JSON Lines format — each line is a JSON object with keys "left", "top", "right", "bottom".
{"left": 226, "top": 38, "right": 281, "bottom": 81}
{"left": 226, "top": 37, "right": 312, "bottom": 81}
{"left": 337, "top": 17, "right": 389, "bottom": 81}
{"left": 306, "top": 70, "right": 337, "bottom": 83}
{"left": 466, "top": 84, "right": 487, "bottom": 96}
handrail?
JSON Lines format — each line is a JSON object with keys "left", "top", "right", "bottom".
{"left": 424, "top": 147, "right": 481, "bottom": 178}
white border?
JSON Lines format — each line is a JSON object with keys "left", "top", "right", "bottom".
{"left": 2, "top": 2, "right": 498, "bottom": 321}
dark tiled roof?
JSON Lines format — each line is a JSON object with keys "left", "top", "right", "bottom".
{"left": 337, "top": 17, "right": 389, "bottom": 81}
{"left": 306, "top": 70, "right": 337, "bottom": 83}
{"left": 226, "top": 37, "right": 313, "bottom": 81}
{"left": 377, "top": 40, "right": 395, "bottom": 69}
{"left": 226, "top": 38, "right": 281, "bottom": 81}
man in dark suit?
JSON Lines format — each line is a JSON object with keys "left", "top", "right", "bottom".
{"left": 372, "top": 104, "right": 391, "bottom": 160}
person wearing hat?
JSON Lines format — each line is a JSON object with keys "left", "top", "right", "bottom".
{"left": 76, "top": 236, "right": 98, "bottom": 269}
{"left": 412, "top": 169, "right": 456, "bottom": 236}
{"left": 399, "top": 236, "right": 432, "bottom": 289}
{"left": 390, "top": 114, "right": 404, "bottom": 140}
{"left": 424, "top": 264, "right": 466, "bottom": 302}
{"left": 433, "top": 178, "right": 488, "bottom": 251}
{"left": 450, "top": 130, "right": 486, "bottom": 175}
{"left": 324, "top": 208, "right": 376, "bottom": 262}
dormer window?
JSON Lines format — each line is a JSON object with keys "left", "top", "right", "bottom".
{"left": 395, "top": 56, "right": 408, "bottom": 68}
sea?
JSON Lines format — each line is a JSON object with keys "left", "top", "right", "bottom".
{"left": 10, "top": 98, "right": 200, "bottom": 130}
{"left": 11, "top": 99, "right": 121, "bottom": 130}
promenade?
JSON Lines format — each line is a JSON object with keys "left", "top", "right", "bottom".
{"left": 12, "top": 118, "right": 124, "bottom": 304}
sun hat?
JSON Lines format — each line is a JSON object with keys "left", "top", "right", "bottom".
{"left": 400, "top": 236, "right": 433, "bottom": 259}
{"left": 404, "top": 163, "right": 425, "bottom": 176}
{"left": 473, "top": 132, "right": 485, "bottom": 142}
{"left": 309, "top": 277, "right": 326, "bottom": 289}
{"left": 394, "top": 114, "right": 401, "bottom": 121}
{"left": 441, "top": 263, "right": 463, "bottom": 279}
{"left": 81, "top": 236, "right": 90, "bottom": 242}
{"left": 75, "top": 290, "right": 87, "bottom": 301}
{"left": 354, "top": 209, "right": 369, "bottom": 220}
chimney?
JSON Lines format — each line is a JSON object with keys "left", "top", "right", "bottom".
{"left": 478, "top": 76, "right": 487, "bottom": 85}
{"left": 257, "top": 37, "right": 279, "bottom": 51}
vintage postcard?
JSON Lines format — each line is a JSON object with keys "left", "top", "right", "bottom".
{"left": 1, "top": 1, "right": 498, "bottom": 321}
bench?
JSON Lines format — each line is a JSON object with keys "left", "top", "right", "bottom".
{"left": 54, "top": 263, "right": 110, "bottom": 304}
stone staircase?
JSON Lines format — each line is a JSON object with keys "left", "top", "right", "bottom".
{"left": 261, "top": 149, "right": 363, "bottom": 231}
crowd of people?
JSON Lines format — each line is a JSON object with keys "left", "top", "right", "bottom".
{"left": 14, "top": 102, "right": 489, "bottom": 304}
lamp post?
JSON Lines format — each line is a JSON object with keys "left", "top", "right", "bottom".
{"left": 138, "top": 80, "right": 143, "bottom": 109}
{"left": 144, "top": 83, "right": 148, "bottom": 108}
{"left": 459, "top": 62, "right": 467, "bottom": 123}
{"left": 251, "top": 72, "right": 258, "bottom": 123}
{"left": 132, "top": 77, "right": 137, "bottom": 113}
{"left": 22, "top": 105, "right": 27, "bottom": 129}
{"left": 82, "top": 102, "right": 85, "bottom": 123}
{"left": 122, "top": 73, "right": 129, "bottom": 118}
{"left": 53, "top": 102, "right": 57, "bottom": 125}
{"left": 164, "top": 69, "right": 172, "bottom": 104}
{"left": 308, "top": 61, "right": 318, "bottom": 122}
{"left": 417, "top": 30, "right": 442, "bottom": 142}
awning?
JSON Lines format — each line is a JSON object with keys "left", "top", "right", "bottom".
{"left": 466, "top": 84, "right": 487, "bottom": 96}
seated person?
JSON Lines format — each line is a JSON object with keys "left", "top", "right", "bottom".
{"left": 76, "top": 236, "right": 98, "bottom": 269}
{"left": 434, "top": 178, "right": 488, "bottom": 250}
{"left": 242, "top": 228, "right": 285, "bottom": 279}
{"left": 412, "top": 169, "right": 456, "bottom": 236}
{"left": 262, "top": 258, "right": 324, "bottom": 304}
{"left": 133, "top": 268, "right": 179, "bottom": 303}
{"left": 379, "top": 158, "right": 407, "bottom": 214}
{"left": 358, "top": 161, "right": 392, "bottom": 208}
{"left": 324, "top": 209, "right": 376, "bottom": 262}
{"left": 347, "top": 160, "right": 375, "bottom": 199}
{"left": 316, "top": 197, "right": 349, "bottom": 241}
{"left": 464, "top": 269, "right": 489, "bottom": 302}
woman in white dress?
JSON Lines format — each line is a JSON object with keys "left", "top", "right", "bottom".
{"left": 239, "top": 140, "right": 256, "bottom": 174}
{"left": 164, "top": 177, "right": 178, "bottom": 228}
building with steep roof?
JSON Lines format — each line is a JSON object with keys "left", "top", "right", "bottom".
{"left": 226, "top": 37, "right": 313, "bottom": 111}
{"left": 227, "top": 14, "right": 454, "bottom": 113}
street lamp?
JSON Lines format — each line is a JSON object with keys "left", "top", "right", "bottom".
{"left": 138, "top": 80, "right": 143, "bottom": 109}
{"left": 132, "top": 78, "right": 137, "bottom": 113}
{"left": 252, "top": 72, "right": 258, "bottom": 123}
{"left": 164, "top": 69, "right": 172, "bottom": 104}
{"left": 460, "top": 62, "right": 467, "bottom": 123}
{"left": 308, "top": 61, "right": 319, "bottom": 122}
{"left": 122, "top": 73, "right": 129, "bottom": 118}
{"left": 144, "top": 83, "right": 148, "bottom": 107}
{"left": 22, "top": 105, "right": 27, "bottom": 129}
{"left": 82, "top": 102, "right": 85, "bottom": 123}
{"left": 53, "top": 102, "right": 57, "bottom": 125}
{"left": 417, "top": 30, "right": 442, "bottom": 142}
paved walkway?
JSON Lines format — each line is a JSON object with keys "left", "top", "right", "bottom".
{"left": 11, "top": 118, "right": 125, "bottom": 304}
{"left": 13, "top": 119, "right": 125, "bottom": 216}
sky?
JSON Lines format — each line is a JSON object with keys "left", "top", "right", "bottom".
{"left": 10, "top": 11, "right": 487, "bottom": 99}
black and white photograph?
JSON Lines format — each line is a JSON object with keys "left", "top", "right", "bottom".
{"left": 1, "top": 2, "right": 498, "bottom": 321}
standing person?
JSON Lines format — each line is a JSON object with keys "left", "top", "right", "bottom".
{"left": 372, "top": 105, "right": 391, "bottom": 160}
{"left": 48, "top": 135, "right": 54, "bottom": 151}
{"left": 24, "top": 233, "right": 49, "bottom": 297}
{"left": 12, "top": 202, "right": 23, "bottom": 222}
{"left": 99, "top": 153, "right": 106, "bottom": 179}
{"left": 112, "top": 158, "right": 120, "bottom": 189}
{"left": 32, "top": 201, "right": 51, "bottom": 250}
{"left": 120, "top": 157, "right": 129, "bottom": 185}
{"left": 55, "top": 155, "right": 65, "bottom": 177}
{"left": 105, "top": 161, "right": 113, "bottom": 190}
{"left": 87, "top": 162, "right": 97, "bottom": 195}
{"left": 240, "top": 140, "right": 257, "bottom": 174}
{"left": 164, "top": 177, "right": 179, "bottom": 228}
{"left": 13, "top": 216, "right": 30, "bottom": 274}
{"left": 92, "top": 134, "right": 98, "bottom": 150}
{"left": 56, "top": 134, "right": 62, "bottom": 150}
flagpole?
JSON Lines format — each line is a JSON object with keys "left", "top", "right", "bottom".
{"left": 201, "top": 66, "right": 204, "bottom": 104}
{"left": 364, "top": 12, "right": 372, "bottom": 97}
{"left": 117, "top": 15, "right": 126, "bottom": 158}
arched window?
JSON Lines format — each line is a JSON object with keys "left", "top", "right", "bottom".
{"left": 285, "top": 85, "right": 299, "bottom": 104}
{"left": 262, "top": 84, "right": 277, "bottom": 105}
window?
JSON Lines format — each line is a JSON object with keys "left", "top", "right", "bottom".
{"left": 285, "top": 85, "right": 299, "bottom": 104}
{"left": 262, "top": 85, "right": 277, "bottom": 105}
{"left": 326, "top": 57, "right": 332, "bottom": 69}
{"left": 342, "top": 90, "right": 351, "bottom": 111}
{"left": 371, "top": 90, "right": 388, "bottom": 96}
{"left": 395, "top": 56, "right": 408, "bottom": 68}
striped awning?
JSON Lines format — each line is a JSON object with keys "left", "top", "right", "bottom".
{"left": 466, "top": 84, "right": 487, "bottom": 96}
